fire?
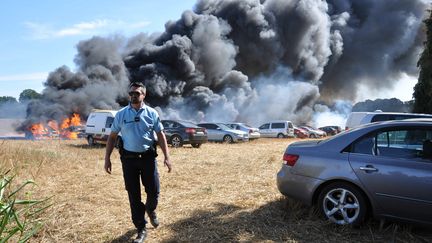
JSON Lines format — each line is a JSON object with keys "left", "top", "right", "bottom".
{"left": 28, "top": 113, "right": 84, "bottom": 140}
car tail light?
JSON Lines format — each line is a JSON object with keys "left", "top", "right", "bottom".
{"left": 185, "top": 128, "right": 196, "bottom": 133}
{"left": 283, "top": 153, "right": 299, "bottom": 166}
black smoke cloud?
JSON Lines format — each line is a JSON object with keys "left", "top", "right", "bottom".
{"left": 20, "top": 0, "right": 428, "bottom": 129}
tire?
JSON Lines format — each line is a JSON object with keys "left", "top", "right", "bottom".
{"left": 309, "top": 133, "right": 317, "bottom": 138}
{"left": 87, "top": 136, "right": 96, "bottom": 146}
{"left": 223, "top": 135, "right": 233, "bottom": 143}
{"left": 170, "top": 135, "right": 183, "bottom": 148}
{"left": 317, "top": 182, "right": 368, "bottom": 226}
{"left": 277, "top": 133, "right": 285, "bottom": 138}
{"left": 191, "top": 143, "right": 202, "bottom": 148}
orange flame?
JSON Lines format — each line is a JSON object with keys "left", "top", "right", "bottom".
{"left": 28, "top": 113, "right": 84, "bottom": 140}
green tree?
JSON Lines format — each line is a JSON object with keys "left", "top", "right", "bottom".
{"left": 413, "top": 9, "right": 432, "bottom": 114}
{"left": 18, "top": 89, "right": 42, "bottom": 103}
{"left": 0, "top": 96, "right": 18, "bottom": 104}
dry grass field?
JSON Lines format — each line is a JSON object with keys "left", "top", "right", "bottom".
{"left": 1, "top": 138, "right": 431, "bottom": 242}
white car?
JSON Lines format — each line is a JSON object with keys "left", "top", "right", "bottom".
{"left": 225, "top": 122, "right": 260, "bottom": 140}
{"left": 345, "top": 111, "right": 432, "bottom": 130}
{"left": 258, "top": 121, "right": 295, "bottom": 138}
{"left": 85, "top": 109, "right": 117, "bottom": 145}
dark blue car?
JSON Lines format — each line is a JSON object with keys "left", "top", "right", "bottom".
{"left": 161, "top": 120, "right": 208, "bottom": 148}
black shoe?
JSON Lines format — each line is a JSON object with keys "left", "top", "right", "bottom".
{"left": 147, "top": 210, "right": 159, "bottom": 228}
{"left": 133, "top": 228, "right": 147, "bottom": 243}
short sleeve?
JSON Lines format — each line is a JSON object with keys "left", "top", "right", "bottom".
{"left": 153, "top": 113, "right": 163, "bottom": 132}
{"left": 111, "top": 113, "right": 121, "bottom": 133}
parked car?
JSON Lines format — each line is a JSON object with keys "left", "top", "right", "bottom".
{"left": 318, "top": 126, "right": 337, "bottom": 136}
{"left": 300, "top": 125, "right": 326, "bottom": 138}
{"left": 85, "top": 110, "right": 117, "bottom": 145}
{"left": 225, "top": 122, "right": 260, "bottom": 140}
{"left": 329, "top": 125, "right": 342, "bottom": 133}
{"left": 277, "top": 119, "right": 432, "bottom": 226}
{"left": 345, "top": 111, "right": 432, "bottom": 130}
{"left": 197, "top": 123, "right": 248, "bottom": 143}
{"left": 258, "top": 121, "right": 295, "bottom": 138}
{"left": 293, "top": 126, "right": 309, "bottom": 138}
{"left": 161, "top": 120, "right": 208, "bottom": 148}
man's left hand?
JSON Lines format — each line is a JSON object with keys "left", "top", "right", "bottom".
{"left": 164, "top": 158, "right": 172, "bottom": 173}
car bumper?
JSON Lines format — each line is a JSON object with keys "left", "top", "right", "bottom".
{"left": 248, "top": 133, "right": 260, "bottom": 139}
{"left": 276, "top": 164, "right": 323, "bottom": 206}
{"left": 234, "top": 136, "right": 249, "bottom": 142}
{"left": 187, "top": 134, "right": 208, "bottom": 144}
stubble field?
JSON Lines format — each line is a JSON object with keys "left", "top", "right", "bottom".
{"left": 0, "top": 138, "right": 431, "bottom": 242}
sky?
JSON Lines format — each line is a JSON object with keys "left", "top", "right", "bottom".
{"left": 0, "top": 0, "right": 196, "bottom": 99}
{"left": 0, "top": 0, "right": 421, "bottom": 102}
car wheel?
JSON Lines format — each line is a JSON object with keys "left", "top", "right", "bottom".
{"left": 223, "top": 135, "right": 233, "bottom": 143}
{"left": 87, "top": 136, "right": 95, "bottom": 146}
{"left": 309, "top": 133, "right": 317, "bottom": 138}
{"left": 317, "top": 182, "right": 367, "bottom": 226}
{"left": 277, "top": 133, "right": 285, "bottom": 138}
{"left": 170, "top": 135, "right": 183, "bottom": 148}
{"left": 191, "top": 143, "right": 201, "bottom": 148}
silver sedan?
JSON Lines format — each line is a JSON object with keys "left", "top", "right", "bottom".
{"left": 277, "top": 119, "right": 432, "bottom": 226}
{"left": 197, "top": 122, "right": 249, "bottom": 143}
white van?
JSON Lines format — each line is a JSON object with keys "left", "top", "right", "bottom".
{"left": 345, "top": 111, "right": 432, "bottom": 130}
{"left": 258, "top": 121, "right": 295, "bottom": 138}
{"left": 85, "top": 110, "right": 117, "bottom": 145}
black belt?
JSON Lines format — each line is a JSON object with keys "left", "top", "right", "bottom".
{"left": 121, "top": 148, "right": 156, "bottom": 159}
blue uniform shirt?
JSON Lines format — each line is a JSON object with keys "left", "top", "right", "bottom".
{"left": 111, "top": 103, "right": 163, "bottom": 152}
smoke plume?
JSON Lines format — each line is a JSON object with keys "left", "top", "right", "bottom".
{"left": 19, "top": 0, "right": 429, "bottom": 129}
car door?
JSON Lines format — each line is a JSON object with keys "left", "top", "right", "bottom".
{"left": 348, "top": 128, "right": 432, "bottom": 223}
{"left": 259, "top": 123, "right": 270, "bottom": 137}
{"left": 270, "top": 122, "right": 285, "bottom": 137}
{"left": 213, "top": 124, "right": 228, "bottom": 141}
{"left": 199, "top": 124, "right": 219, "bottom": 141}
{"left": 161, "top": 120, "right": 174, "bottom": 140}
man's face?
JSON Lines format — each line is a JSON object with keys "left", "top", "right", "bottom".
{"left": 128, "top": 87, "right": 145, "bottom": 104}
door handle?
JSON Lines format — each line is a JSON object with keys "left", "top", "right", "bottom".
{"left": 359, "top": 166, "right": 378, "bottom": 172}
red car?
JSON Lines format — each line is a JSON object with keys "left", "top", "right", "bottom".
{"left": 294, "top": 126, "right": 309, "bottom": 138}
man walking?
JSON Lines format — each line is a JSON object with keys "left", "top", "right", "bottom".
{"left": 104, "top": 82, "right": 172, "bottom": 243}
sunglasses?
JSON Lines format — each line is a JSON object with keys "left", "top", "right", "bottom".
{"left": 128, "top": 91, "right": 142, "bottom": 96}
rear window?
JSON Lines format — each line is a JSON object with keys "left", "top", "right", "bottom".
{"left": 199, "top": 124, "right": 218, "bottom": 129}
{"left": 271, "top": 123, "right": 285, "bottom": 129}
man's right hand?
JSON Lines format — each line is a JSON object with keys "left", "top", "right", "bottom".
{"left": 104, "top": 158, "right": 112, "bottom": 174}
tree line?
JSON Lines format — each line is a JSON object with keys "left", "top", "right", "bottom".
{"left": 0, "top": 89, "right": 42, "bottom": 104}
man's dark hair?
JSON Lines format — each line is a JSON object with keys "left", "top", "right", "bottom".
{"left": 129, "top": 82, "right": 146, "bottom": 93}
{"left": 129, "top": 82, "right": 144, "bottom": 88}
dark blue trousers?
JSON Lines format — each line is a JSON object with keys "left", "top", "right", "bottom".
{"left": 120, "top": 151, "right": 160, "bottom": 230}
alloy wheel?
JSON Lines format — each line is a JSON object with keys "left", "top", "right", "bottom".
{"left": 322, "top": 188, "right": 360, "bottom": 225}
{"left": 171, "top": 135, "right": 183, "bottom": 147}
